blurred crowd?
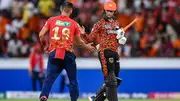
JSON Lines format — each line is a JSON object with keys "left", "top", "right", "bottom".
{"left": 0, "top": 0, "right": 179, "bottom": 58}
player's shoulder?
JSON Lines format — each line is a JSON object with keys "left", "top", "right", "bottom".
{"left": 97, "top": 19, "right": 104, "bottom": 24}
{"left": 48, "top": 16, "right": 59, "bottom": 21}
{"left": 114, "top": 19, "right": 120, "bottom": 26}
{"left": 68, "top": 18, "right": 77, "bottom": 24}
{"left": 114, "top": 19, "right": 119, "bottom": 24}
{"left": 45, "top": 17, "right": 55, "bottom": 23}
{"left": 68, "top": 18, "right": 79, "bottom": 27}
{"left": 47, "top": 16, "right": 78, "bottom": 27}
{"left": 93, "top": 19, "right": 104, "bottom": 28}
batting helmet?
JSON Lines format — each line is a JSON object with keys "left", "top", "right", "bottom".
{"left": 104, "top": 1, "right": 117, "bottom": 11}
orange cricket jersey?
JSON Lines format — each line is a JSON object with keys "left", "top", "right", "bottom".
{"left": 82, "top": 18, "right": 120, "bottom": 52}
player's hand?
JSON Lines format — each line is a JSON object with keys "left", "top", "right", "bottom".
{"left": 44, "top": 44, "right": 49, "bottom": 54}
{"left": 116, "top": 28, "right": 125, "bottom": 39}
{"left": 86, "top": 43, "right": 95, "bottom": 53}
{"left": 118, "top": 36, "right": 127, "bottom": 45}
{"left": 79, "top": 26, "right": 86, "bottom": 34}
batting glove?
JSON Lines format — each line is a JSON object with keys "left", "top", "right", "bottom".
{"left": 116, "top": 28, "right": 125, "bottom": 39}
{"left": 118, "top": 36, "right": 127, "bottom": 45}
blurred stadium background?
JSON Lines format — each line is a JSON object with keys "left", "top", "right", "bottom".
{"left": 0, "top": 0, "right": 180, "bottom": 101}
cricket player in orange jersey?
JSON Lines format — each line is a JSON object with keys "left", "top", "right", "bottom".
{"left": 80, "top": 1, "right": 127, "bottom": 101}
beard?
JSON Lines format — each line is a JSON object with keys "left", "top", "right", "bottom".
{"left": 103, "top": 15, "right": 116, "bottom": 21}
{"left": 102, "top": 10, "right": 116, "bottom": 21}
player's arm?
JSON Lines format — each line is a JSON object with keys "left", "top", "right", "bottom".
{"left": 80, "top": 22, "right": 101, "bottom": 43}
{"left": 39, "top": 27, "right": 49, "bottom": 47}
{"left": 74, "top": 35, "right": 95, "bottom": 52}
{"left": 39, "top": 18, "right": 51, "bottom": 52}
{"left": 74, "top": 22, "right": 95, "bottom": 52}
{"left": 74, "top": 34, "right": 90, "bottom": 49}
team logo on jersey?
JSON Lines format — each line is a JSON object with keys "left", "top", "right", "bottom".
{"left": 104, "top": 24, "right": 111, "bottom": 29}
{"left": 109, "top": 58, "right": 114, "bottom": 63}
{"left": 55, "top": 20, "right": 70, "bottom": 26}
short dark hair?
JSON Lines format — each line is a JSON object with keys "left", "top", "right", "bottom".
{"left": 61, "top": 2, "right": 74, "bottom": 10}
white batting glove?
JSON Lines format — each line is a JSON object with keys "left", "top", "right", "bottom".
{"left": 116, "top": 28, "right": 125, "bottom": 39}
{"left": 118, "top": 37, "right": 127, "bottom": 45}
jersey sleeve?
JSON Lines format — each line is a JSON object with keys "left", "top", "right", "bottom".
{"left": 74, "top": 22, "right": 80, "bottom": 36}
{"left": 44, "top": 18, "right": 52, "bottom": 30}
{"left": 82, "top": 21, "right": 101, "bottom": 43}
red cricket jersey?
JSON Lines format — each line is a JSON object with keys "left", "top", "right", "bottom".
{"left": 29, "top": 52, "right": 44, "bottom": 74}
{"left": 44, "top": 15, "right": 80, "bottom": 59}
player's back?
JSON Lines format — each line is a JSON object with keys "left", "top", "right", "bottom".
{"left": 45, "top": 15, "right": 80, "bottom": 53}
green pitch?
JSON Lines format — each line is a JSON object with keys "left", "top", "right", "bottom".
{"left": 0, "top": 99, "right": 180, "bottom": 101}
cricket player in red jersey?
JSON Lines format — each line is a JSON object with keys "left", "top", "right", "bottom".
{"left": 80, "top": 1, "right": 127, "bottom": 101}
{"left": 29, "top": 44, "right": 44, "bottom": 91}
{"left": 38, "top": 2, "right": 95, "bottom": 101}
